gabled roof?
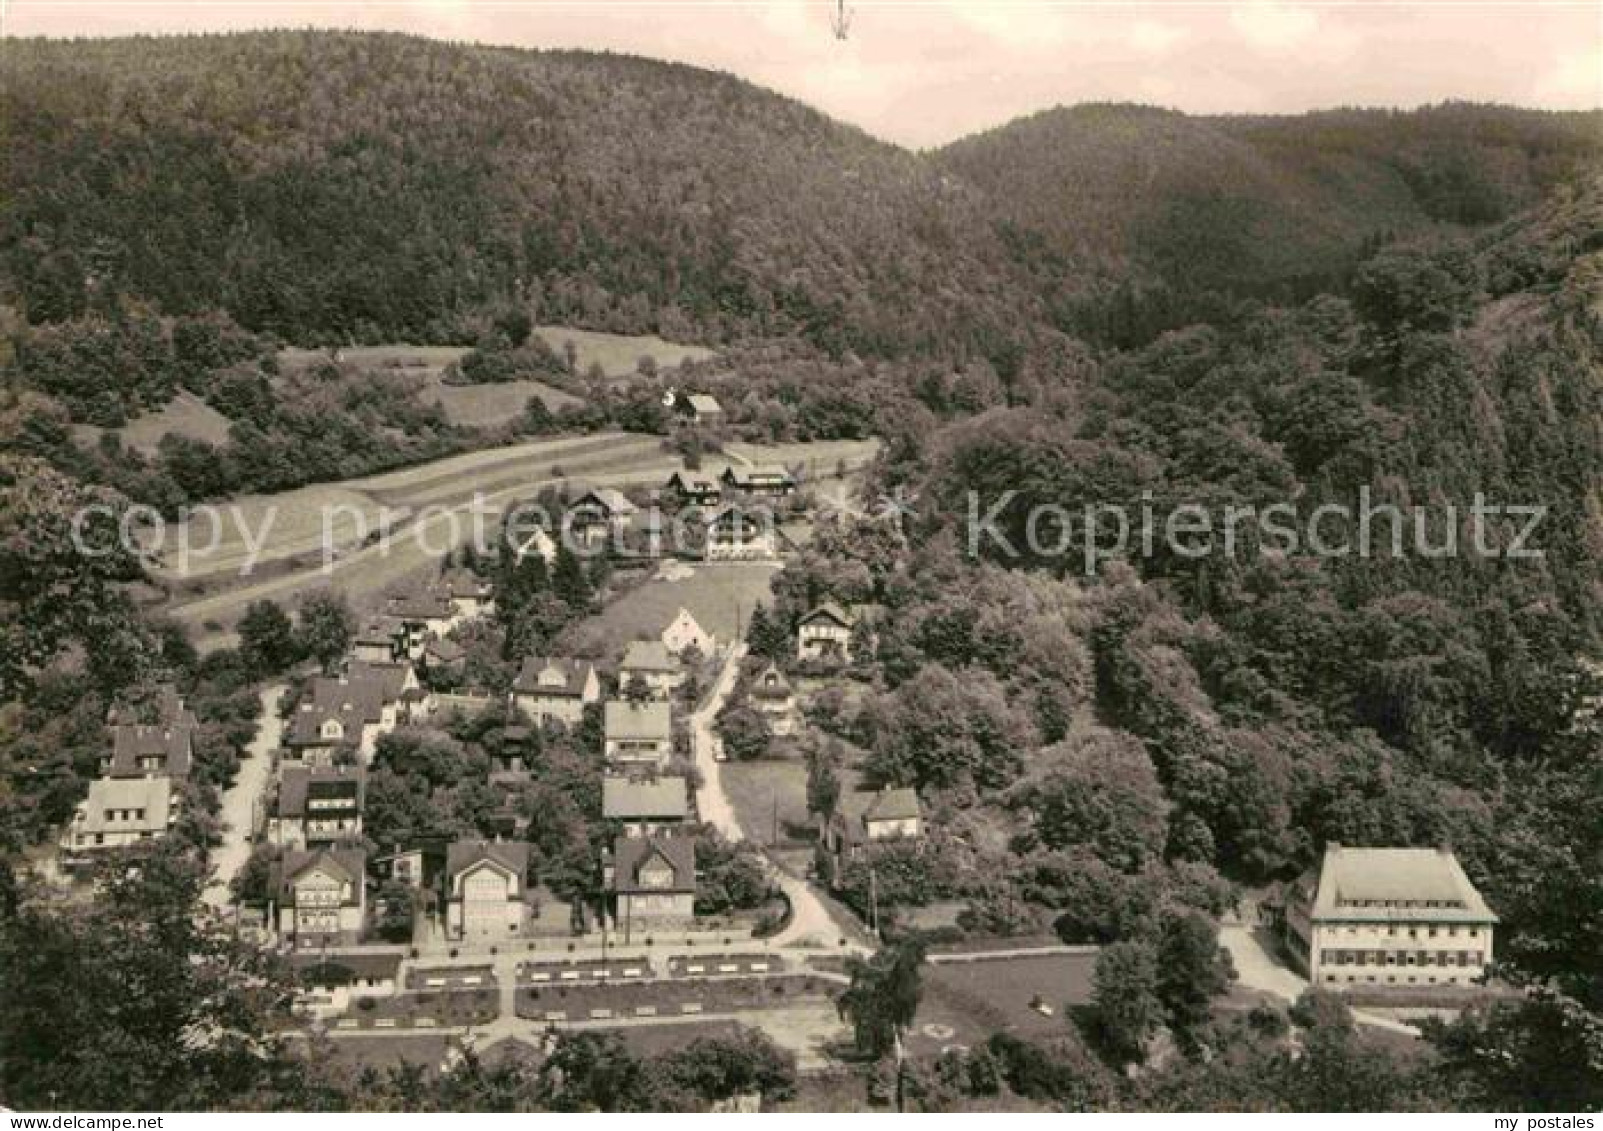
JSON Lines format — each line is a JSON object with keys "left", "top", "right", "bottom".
{"left": 800, "top": 601, "right": 854, "bottom": 628}
{"left": 621, "top": 639, "right": 681, "bottom": 673}
{"left": 686, "top": 393, "right": 723, "bottom": 415}
{"left": 603, "top": 775, "right": 690, "bottom": 821}
{"left": 863, "top": 787, "right": 921, "bottom": 824}
{"left": 438, "top": 569, "right": 493, "bottom": 600}
{"left": 666, "top": 470, "right": 720, "bottom": 493}
{"left": 1309, "top": 845, "right": 1497, "bottom": 924}
{"left": 279, "top": 847, "right": 367, "bottom": 902}
{"left": 445, "top": 839, "right": 530, "bottom": 886}
{"left": 75, "top": 776, "right": 174, "bottom": 835}
{"left": 749, "top": 664, "right": 794, "bottom": 702}
{"left": 513, "top": 656, "right": 595, "bottom": 697}
{"left": 106, "top": 685, "right": 196, "bottom": 728}
{"left": 662, "top": 607, "right": 710, "bottom": 641}
{"left": 274, "top": 765, "right": 364, "bottom": 819}
{"left": 384, "top": 586, "right": 456, "bottom": 621}
{"left": 353, "top": 619, "right": 402, "bottom": 646}
{"left": 573, "top": 487, "right": 638, "bottom": 516}
{"left": 604, "top": 700, "right": 673, "bottom": 742}
{"left": 290, "top": 952, "right": 403, "bottom": 985}
{"left": 611, "top": 836, "right": 696, "bottom": 894}
{"left": 106, "top": 723, "right": 194, "bottom": 778}
{"left": 425, "top": 637, "right": 466, "bottom": 664}
{"left": 724, "top": 463, "right": 795, "bottom": 486}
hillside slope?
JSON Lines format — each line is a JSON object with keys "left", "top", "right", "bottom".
{"left": 1, "top": 31, "right": 1036, "bottom": 360}
{"left": 937, "top": 102, "right": 1603, "bottom": 343}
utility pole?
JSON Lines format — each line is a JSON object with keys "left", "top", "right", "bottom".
{"left": 869, "top": 865, "right": 880, "bottom": 939}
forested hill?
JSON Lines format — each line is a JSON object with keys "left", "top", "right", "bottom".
{"left": 1, "top": 31, "right": 1038, "bottom": 360}
{"left": 937, "top": 102, "right": 1603, "bottom": 345}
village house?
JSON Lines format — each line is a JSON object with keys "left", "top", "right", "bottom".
{"left": 275, "top": 847, "right": 368, "bottom": 946}
{"left": 602, "top": 775, "right": 691, "bottom": 837}
{"left": 422, "top": 636, "right": 466, "bottom": 677}
{"left": 608, "top": 835, "right": 697, "bottom": 931}
{"left": 619, "top": 640, "right": 685, "bottom": 698}
{"left": 289, "top": 952, "right": 401, "bottom": 1020}
{"left": 603, "top": 700, "right": 674, "bottom": 770}
{"left": 661, "top": 607, "right": 715, "bottom": 658}
{"left": 1284, "top": 844, "right": 1498, "bottom": 990}
{"left": 351, "top": 619, "right": 405, "bottom": 664}
{"left": 567, "top": 487, "right": 638, "bottom": 548}
{"left": 664, "top": 469, "right": 722, "bottom": 508}
{"left": 439, "top": 568, "right": 495, "bottom": 620}
{"left": 61, "top": 775, "right": 179, "bottom": 857}
{"left": 101, "top": 721, "right": 194, "bottom": 779}
{"left": 796, "top": 602, "right": 855, "bottom": 663}
{"left": 511, "top": 656, "right": 602, "bottom": 726}
{"left": 720, "top": 464, "right": 797, "bottom": 499}
{"left": 513, "top": 525, "right": 557, "bottom": 566}
{"left": 699, "top": 504, "right": 776, "bottom": 561}
{"left": 285, "top": 664, "right": 409, "bottom": 766}
{"left": 444, "top": 840, "right": 532, "bottom": 941}
{"left": 820, "top": 787, "right": 924, "bottom": 887}
{"left": 267, "top": 765, "right": 364, "bottom": 849}
{"left": 383, "top": 587, "right": 460, "bottom": 657}
{"left": 373, "top": 847, "right": 426, "bottom": 888}
{"left": 748, "top": 663, "right": 800, "bottom": 737}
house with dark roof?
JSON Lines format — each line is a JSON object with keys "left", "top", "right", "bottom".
{"left": 438, "top": 569, "right": 496, "bottom": 619}
{"left": 384, "top": 586, "right": 461, "bottom": 657}
{"left": 102, "top": 722, "right": 194, "bottom": 779}
{"left": 289, "top": 952, "right": 401, "bottom": 1018}
{"left": 820, "top": 788, "right": 923, "bottom": 887}
{"left": 445, "top": 840, "right": 531, "bottom": 940}
{"left": 106, "top": 685, "right": 197, "bottom": 729}
{"left": 511, "top": 657, "right": 601, "bottom": 726}
{"left": 268, "top": 765, "right": 364, "bottom": 849}
{"left": 603, "top": 700, "right": 674, "bottom": 770}
{"left": 351, "top": 619, "right": 406, "bottom": 664}
{"left": 619, "top": 640, "right": 685, "bottom": 698}
{"left": 566, "top": 487, "right": 639, "bottom": 547}
{"left": 797, "top": 602, "right": 855, "bottom": 663}
{"left": 284, "top": 664, "right": 411, "bottom": 765}
{"left": 275, "top": 848, "right": 367, "bottom": 945}
{"left": 1284, "top": 844, "right": 1498, "bottom": 992}
{"left": 699, "top": 503, "right": 776, "bottom": 561}
{"left": 664, "top": 470, "right": 722, "bottom": 508}
{"left": 720, "top": 464, "right": 797, "bottom": 499}
{"left": 602, "top": 775, "right": 690, "bottom": 836}
{"left": 608, "top": 835, "right": 697, "bottom": 930}
{"left": 748, "top": 663, "right": 799, "bottom": 737}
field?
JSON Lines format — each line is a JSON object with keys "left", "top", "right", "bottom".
{"left": 532, "top": 325, "right": 714, "bottom": 378}
{"left": 576, "top": 560, "right": 783, "bottom": 660}
{"left": 420, "top": 375, "right": 579, "bottom": 426}
{"left": 721, "top": 759, "right": 812, "bottom": 845}
{"left": 909, "top": 953, "right": 1099, "bottom": 1056}
{"left": 74, "top": 390, "right": 235, "bottom": 457}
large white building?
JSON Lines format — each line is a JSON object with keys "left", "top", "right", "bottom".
{"left": 1285, "top": 844, "right": 1498, "bottom": 990}
{"left": 62, "top": 776, "right": 179, "bottom": 857}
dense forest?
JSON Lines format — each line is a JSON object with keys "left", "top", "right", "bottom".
{"left": 1, "top": 29, "right": 1601, "bottom": 1112}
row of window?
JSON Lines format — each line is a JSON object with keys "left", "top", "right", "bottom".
{"left": 1319, "top": 949, "right": 1484, "bottom": 967}
{"left": 1322, "top": 923, "right": 1481, "bottom": 938}
{"left": 1323, "top": 973, "right": 1466, "bottom": 986}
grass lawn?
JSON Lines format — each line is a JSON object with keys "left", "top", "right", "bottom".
{"left": 422, "top": 375, "right": 582, "bottom": 426}
{"left": 532, "top": 326, "right": 714, "bottom": 378}
{"left": 580, "top": 560, "right": 783, "bottom": 660}
{"left": 608, "top": 1018, "right": 748, "bottom": 1057}
{"left": 323, "top": 1033, "right": 453, "bottom": 1075}
{"left": 720, "top": 759, "right": 813, "bottom": 845}
{"left": 910, "top": 953, "right": 1099, "bottom": 1056}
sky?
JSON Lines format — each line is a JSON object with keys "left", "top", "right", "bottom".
{"left": 6, "top": 1, "right": 1601, "bottom": 147}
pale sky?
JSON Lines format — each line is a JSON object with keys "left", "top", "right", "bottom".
{"left": 6, "top": 1, "right": 1601, "bottom": 147}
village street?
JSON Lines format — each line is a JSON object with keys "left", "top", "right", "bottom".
{"left": 689, "top": 642, "right": 863, "bottom": 950}
{"left": 202, "top": 683, "right": 284, "bottom": 914}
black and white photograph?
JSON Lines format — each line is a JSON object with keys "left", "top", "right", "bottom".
{"left": 0, "top": 0, "right": 1599, "bottom": 1118}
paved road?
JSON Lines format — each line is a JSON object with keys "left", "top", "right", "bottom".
{"left": 689, "top": 644, "right": 860, "bottom": 950}
{"left": 202, "top": 684, "right": 284, "bottom": 913}
{"left": 1220, "top": 923, "right": 1420, "bottom": 1037}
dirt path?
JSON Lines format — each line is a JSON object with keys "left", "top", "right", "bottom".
{"left": 1219, "top": 924, "right": 1420, "bottom": 1037}
{"left": 202, "top": 683, "right": 284, "bottom": 913}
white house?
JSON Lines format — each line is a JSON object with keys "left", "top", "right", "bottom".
{"left": 276, "top": 848, "right": 367, "bottom": 946}
{"left": 512, "top": 657, "right": 601, "bottom": 726}
{"left": 797, "top": 602, "right": 855, "bottom": 663}
{"left": 661, "top": 607, "right": 714, "bottom": 658}
{"left": 602, "top": 775, "right": 691, "bottom": 837}
{"left": 700, "top": 504, "right": 776, "bottom": 561}
{"left": 62, "top": 776, "right": 179, "bottom": 857}
{"left": 603, "top": 700, "right": 674, "bottom": 770}
{"left": 1284, "top": 844, "right": 1498, "bottom": 991}
{"left": 821, "top": 788, "right": 923, "bottom": 886}
{"left": 445, "top": 840, "right": 531, "bottom": 941}
{"left": 749, "top": 663, "right": 800, "bottom": 737}
{"left": 619, "top": 640, "right": 685, "bottom": 698}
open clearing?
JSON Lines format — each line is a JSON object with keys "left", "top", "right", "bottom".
{"left": 532, "top": 325, "right": 715, "bottom": 378}
{"left": 578, "top": 561, "right": 782, "bottom": 659}
{"left": 721, "top": 759, "right": 812, "bottom": 845}
{"left": 73, "top": 390, "right": 235, "bottom": 457}
{"left": 420, "top": 375, "right": 579, "bottom": 425}
{"left": 911, "top": 953, "right": 1098, "bottom": 1056}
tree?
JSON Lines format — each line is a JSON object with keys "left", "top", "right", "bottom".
{"left": 1426, "top": 989, "right": 1603, "bottom": 1111}
{"left": 1093, "top": 941, "right": 1165, "bottom": 1062}
{"left": 297, "top": 592, "right": 354, "bottom": 673}
{"left": 805, "top": 740, "right": 842, "bottom": 817}
{"left": 622, "top": 673, "right": 654, "bottom": 704}
{"left": 838, "top": 938, "right": 927, "bottom": 1059}
{"left": 1155, "top": 910, "right": 1236, "bottom": 1042}
{"left": 745, "top": 603, "right": 791, "bottom": 663}
{"left": 1014, "top": 730, "right": 1168, "bottom": 871}
{"left": 375, "top": 880, "right": 416, "bottom": 944}
{"left": 715, "top": 703, "right": 771, "bottom": 762}
{"left": 654, "top": 1031, "right": 796, "bottom": 1107}
{"left": 238, "top": 599, "right": 299, "bottom": 676}
{"left": 551, "top": 543, "right": 592, "bottom": 609}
